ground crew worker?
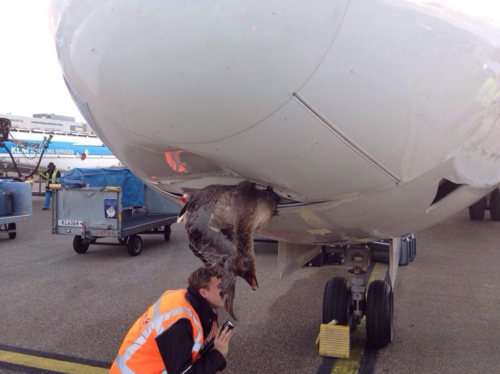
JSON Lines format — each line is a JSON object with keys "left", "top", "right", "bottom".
{"left": 110, "top": 266, "right": 232, "bottom": 374}
{"left": 41, "top": 162, "right": 60, "bottom": 210}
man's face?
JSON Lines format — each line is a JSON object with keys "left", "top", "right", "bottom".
{"left": 199, "top": 276, "right": 225, "bottom": 309}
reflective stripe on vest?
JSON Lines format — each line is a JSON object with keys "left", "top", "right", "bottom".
{"left": 111, "top": 290, "right": 205, "bottom": 374}
{"left": 45, "top": 169, "right": 58, "bottom": 187}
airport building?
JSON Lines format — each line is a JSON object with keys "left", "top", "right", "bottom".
{"left": 1, "top": 113, "right": 90, "bottom": 134}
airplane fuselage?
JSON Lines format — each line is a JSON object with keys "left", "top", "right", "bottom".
{"left": 50, "top": 0, "right": 500, "bottom": 244}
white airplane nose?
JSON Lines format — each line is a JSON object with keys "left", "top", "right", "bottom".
{"left": 53, "top": 0, "right": 348, "bottom": 144}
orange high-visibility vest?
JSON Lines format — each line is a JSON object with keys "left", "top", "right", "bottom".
{"left": 110, "top": 289, "right": 206, "bottom": 374}
{"left": 165, "top": 151, "right": 186, "bottom": 172}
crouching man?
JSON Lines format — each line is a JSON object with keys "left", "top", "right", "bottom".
{"left": 110, "top": 266, "right": 232, "bottom": 374}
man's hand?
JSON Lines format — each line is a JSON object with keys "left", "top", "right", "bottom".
{"left": 213, "top": 325, "right": 232, "bottom": 358}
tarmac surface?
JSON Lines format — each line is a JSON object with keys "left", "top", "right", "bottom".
{"left": 1, "top": 197, "right": 499, "bottom": 373}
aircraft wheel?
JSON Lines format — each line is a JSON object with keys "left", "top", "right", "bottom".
{"left": 366, "top": 280, "right": 393, "bottom": 349}
{"left": 127, "top": 235, "right": 143, "bottom": 256}
{"left": 164, "top": 225, "right": 171, "bottom": 242}
{"left": 73, "top": 236, "right": 89, "bottom": 254}
{"left": 469, "top": 197, "right": 486, "bottom": 221}
{"left": 8, "top": 223, "right": 16, "bottom": 240}
{"left": 490, "top": 189, "right": 500, "bottom": 221}
{"left": 322, "top": 277, "right": 353, "bottom": 328}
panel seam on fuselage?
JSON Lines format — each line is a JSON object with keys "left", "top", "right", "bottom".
{"left": 293, "top": 92, "right": 404, "bottom": 185}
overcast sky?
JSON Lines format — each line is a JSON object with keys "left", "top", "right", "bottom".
{"left": 0, "top": 0, "right": 83, "bottom": 122}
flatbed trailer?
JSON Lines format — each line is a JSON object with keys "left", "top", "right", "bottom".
{"left": 52, "top": 184, "right": 180, "bottom": 256}
{"left": 0, "top": 178, "right": 32, "bottom": 240}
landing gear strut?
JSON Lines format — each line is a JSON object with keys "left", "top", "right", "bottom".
{"left": 349, "top": 267, "right": 366, "bottom": 329}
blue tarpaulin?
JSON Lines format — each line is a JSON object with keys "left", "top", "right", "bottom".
{"left": 60, "top": 168, "right": 145, "bottom": 207}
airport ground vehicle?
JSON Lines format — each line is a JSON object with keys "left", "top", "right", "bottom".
{"left": 0, "top": 178, "right": 32, "bottom": 240}
{"left": 51, "top": 168, "right": 179, "bottom": 256}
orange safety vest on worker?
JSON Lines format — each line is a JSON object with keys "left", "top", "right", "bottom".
{"left": 110, "top": 289, "right": 206, "bottom": 374}
{"left": 165, "top": 151, "right": 187, "bottom": 172}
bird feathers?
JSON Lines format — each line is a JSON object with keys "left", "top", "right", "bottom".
{"left": 179, "top": 181, "right": 280, "bottom": 319}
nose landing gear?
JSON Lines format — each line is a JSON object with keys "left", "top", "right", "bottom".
{"left": 321, "top": 240, "right": 398, "bottom": 349}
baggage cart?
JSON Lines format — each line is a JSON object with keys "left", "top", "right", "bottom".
{"left": 52, "top": 184, "right": 179, "bottom": 256}
{"left": 0, "top": 178, "right": 32, "bottom": 239}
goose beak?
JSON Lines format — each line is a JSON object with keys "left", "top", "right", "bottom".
{"left": 244, "top": 275, "right": 259, "bottom": 290}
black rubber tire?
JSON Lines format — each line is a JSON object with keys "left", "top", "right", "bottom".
{"left": 73, "top": 236, "right": 89, "bottom": 254}
{"left": 322, "top": 277, "right": 352, "bottom": 327}
{"left": 490, "top": 189, "right": 500, "bottom": 221}
{"left": 8, "top": 223, "right": 16, "bottom": 240}
{"left": 469, "top": 197, "right": 486, "bottom": 221}
{"left": 366, "top": 280, "right": 394, "bottom": 349}
{"left": 127, "top": 235, "right": 143, "bottom": 256}
{"left": 164, "top": 225, "right": 171, "bottom": 242}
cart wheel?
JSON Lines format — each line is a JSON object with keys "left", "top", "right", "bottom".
{"left": 73, "top": 236, "right": 90, "bottom": 254}
{"left": 127, "top": 235, "right": 143, "bottom": 256}
{"left": 164, "top": 225, "right": 171, "bottom": 242}
{"left": 8, "top": 223, "right": 16, "bottom": 240}
{"left": 118, "top": 237, "right": 128, "bottom": 245}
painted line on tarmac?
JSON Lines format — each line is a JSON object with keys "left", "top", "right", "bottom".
{"left": 0, "top": 361, "right": 63, "bottom": 374}
{"left": 330, "top": 321, "right": 378, "bottom": 374}
{"left": 0, "top": 344, "right": 109, "bottom": 374}
{"left": 331, "top": 320, "right": 366, "bottom": 374}
{"left": 329, "top": 262, "right": 388, "bottom": 374}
